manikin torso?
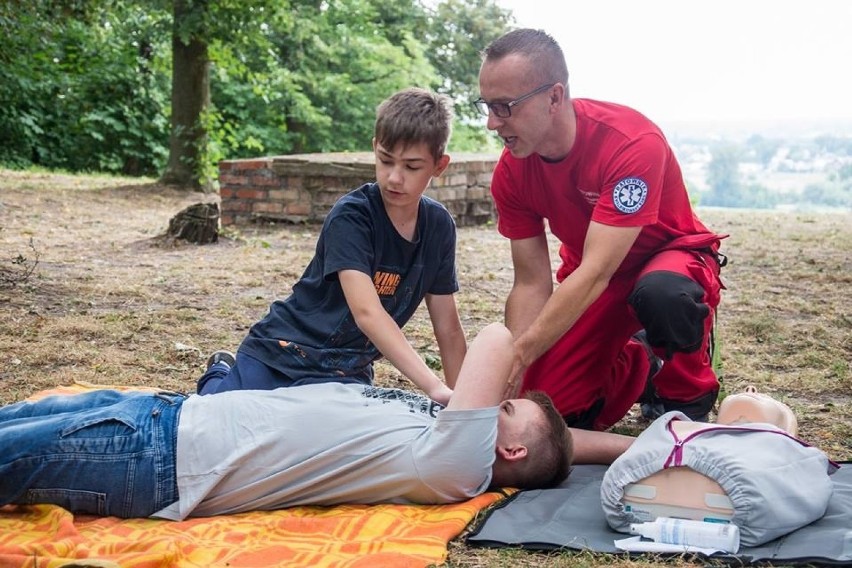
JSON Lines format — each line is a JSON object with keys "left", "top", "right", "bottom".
{"left": 622, "top": 389, "right": 798, "bottom": 520}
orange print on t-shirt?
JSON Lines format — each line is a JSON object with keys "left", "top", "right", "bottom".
{"left": 373, "top": 271, "right": 400, "bottom": 296}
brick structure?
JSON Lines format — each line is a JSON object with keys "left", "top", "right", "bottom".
{"left": 218, "top": 152, "right": 499, "bottom": 227}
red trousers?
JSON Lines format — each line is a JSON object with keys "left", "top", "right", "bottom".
{"left": 520, "top": 248, "right": 723, "bottom": 430}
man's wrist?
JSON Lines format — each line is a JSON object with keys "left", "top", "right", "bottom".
{"left": 513, "top": 335, "right": 537, "bottom": 368}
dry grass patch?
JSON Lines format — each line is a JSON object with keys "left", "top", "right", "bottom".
{"left": 1, "top": 169, "right": 849, "bottom": 567}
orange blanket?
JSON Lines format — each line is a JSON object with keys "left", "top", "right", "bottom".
{"left": 0, "top": 383, "right": 510, "bottom": 568}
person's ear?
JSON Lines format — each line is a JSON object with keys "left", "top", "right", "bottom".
{"left": 496, "top": 443, "right": 528, "bottom": 462}
{"left": 372, "top": 137, "right": 377, "bottom": 151}
{"left": 432, "top": 154, "right": 450, "bottom": 177}
{"left": 550, "top": 84, "right": 565, "bottom": 111}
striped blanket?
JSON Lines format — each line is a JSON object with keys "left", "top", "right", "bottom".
{"left": 0, "top": 383, "right": 509, "bottom": 567}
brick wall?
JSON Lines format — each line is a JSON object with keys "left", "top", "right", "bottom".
{"left": 218, "top": 152, "right": 499, "bottom": 227}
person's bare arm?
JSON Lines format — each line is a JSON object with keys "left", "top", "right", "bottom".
{"left": 339, "top": 269, "right": 452, "bottom": 404}
{"left": 503, "top": 234, "right": 553, "bottom": 396}
{"left": 425, "top": 293, "right": 467, "bottom": 389}
{"left": 514, "top": 222, "right": 643, "bottom": 368}
{"left": 505, "top": 234, "right": 553, "bottom": 337}
{"left": 445, "top": 323, "right": 514, "bottom": 411}
{"left": 569, "top": 428, "right": 635, "bottom": 464}
{"left": 443, "top": 322, "right": 635, "bottom": 461}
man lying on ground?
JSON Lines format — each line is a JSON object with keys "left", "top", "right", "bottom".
{"left": 0, "top": 323, "right": 622, "bottom": 520}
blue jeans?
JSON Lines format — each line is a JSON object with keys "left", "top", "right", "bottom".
{"left": 197, "top": 352, "right": 367, "bottom": 394}
{"left": 0, "top": 389, "right": 184, "bottom": 518}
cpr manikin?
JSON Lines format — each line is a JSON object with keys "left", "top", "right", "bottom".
{"left": 620, "top": 387, "right": 799, "bottom": 523}
{"left": 601, "top": 388, "right": 838, "bottom": 547}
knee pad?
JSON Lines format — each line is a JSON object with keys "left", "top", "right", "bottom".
{"left": 629, "top": 271, "right": 710, "bottom": 358}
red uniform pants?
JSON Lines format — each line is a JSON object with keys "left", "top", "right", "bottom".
{"left": 520, "top": 248, "right": 723, "bottom": 430}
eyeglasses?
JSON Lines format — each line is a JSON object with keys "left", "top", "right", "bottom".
{"left": 472, "top": 83, "right": 556, "bottom": 118}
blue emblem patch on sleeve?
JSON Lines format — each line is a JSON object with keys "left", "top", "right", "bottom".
{"left": 612, "top": 177, "right": 648, "bottom": 214}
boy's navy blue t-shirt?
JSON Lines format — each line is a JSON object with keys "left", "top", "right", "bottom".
{"left": 238, "top": 183, "right": 459, "bottom": 383}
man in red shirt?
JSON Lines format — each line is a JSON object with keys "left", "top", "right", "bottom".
{"left": 475, "top": 28, "right": 726, "bottom": 430}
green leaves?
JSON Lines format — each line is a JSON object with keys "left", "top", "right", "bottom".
{"left": 0, "top": 0, "right": 511, "bottom": 179}
{"left": 0, "top": 1, "right": 171, "bottom": 175}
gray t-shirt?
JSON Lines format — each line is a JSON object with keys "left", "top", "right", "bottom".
{"left": 154, "top": 383, "right": 498, "bottom": 520}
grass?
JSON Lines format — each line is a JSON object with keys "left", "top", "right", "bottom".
{"left": 1, "top": 169, "right": 850, "bottom": 567}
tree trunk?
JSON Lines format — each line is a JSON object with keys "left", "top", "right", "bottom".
{"left": 160, "top": 0, "right": 210, "bottom": 191}
{"left": 166, "top": 202, "right": 219, "bottom": 244}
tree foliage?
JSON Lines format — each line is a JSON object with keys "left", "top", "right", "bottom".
{"left": 703, "top": 144, "right": 743, "bottom": 206}
{"left": 0, "top": 0, "right": 171, "bottom": 175}
{"left": 703, "top": 143, "right": 779, "bottom": 209}
{"left": 699, "top": 138, "right": 851, "bottom": 210}
{"left": 0, "top": 0, "right": 512, "bottom": 185}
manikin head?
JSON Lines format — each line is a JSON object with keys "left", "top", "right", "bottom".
{"left": 716, "top": 386, "right": 798, "bottom": 435}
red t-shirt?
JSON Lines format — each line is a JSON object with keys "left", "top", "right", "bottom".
{"left": 490, "top": 99, "right": 722, "bottom": 279}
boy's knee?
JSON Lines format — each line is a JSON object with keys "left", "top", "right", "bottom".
{"left": 629, "top": 271, "right": 710, "bottom": 358}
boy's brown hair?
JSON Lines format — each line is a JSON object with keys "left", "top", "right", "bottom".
{"left": 374, "top": 87, "right": 453, "bottom": 162}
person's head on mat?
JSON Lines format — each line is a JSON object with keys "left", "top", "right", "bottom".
{"left": 0, "top": 323, "right": 574, "bottom": 520}
{"left": 491, "top": 390, "right": 574, "bottom": 489}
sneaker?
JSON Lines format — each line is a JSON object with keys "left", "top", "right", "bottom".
{"left": 632, "top": 330, "right": 665, "bottom": 420}
{"left": 659, "top": 390, "right": 718, "bottom": 422}
{"left": 634, "top": 327, "right": 718, "bottom": 422}
{"left": 206, "top": 350, "right": 235, "bottom": 370}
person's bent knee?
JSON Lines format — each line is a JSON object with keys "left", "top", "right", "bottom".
{"left": 629, "top": 270, "right": 710, "bottom": 357}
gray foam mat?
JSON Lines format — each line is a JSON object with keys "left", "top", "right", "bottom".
{"left": 467, "top": 463, "right": 852, "bottom": 565}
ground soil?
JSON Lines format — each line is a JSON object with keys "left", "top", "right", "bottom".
{"left": 1, "top": 169, "right": 850, "bottom": 567}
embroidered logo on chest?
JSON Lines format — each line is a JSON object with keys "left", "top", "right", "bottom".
{"left": 577, "top": 188, "right": 599, "bottom": 206}
{"left": 612, "top": 177, "right": 648, "bottom": 214}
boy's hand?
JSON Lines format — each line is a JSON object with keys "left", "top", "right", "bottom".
{"left": 427, "top": 382, "right": 453, "bottom": 406}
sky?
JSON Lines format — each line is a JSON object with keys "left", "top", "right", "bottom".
{"left": 495, "top": 0, "right": 852, "bottom": 127}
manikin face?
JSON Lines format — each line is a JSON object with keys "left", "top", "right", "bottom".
{"left": 478, "top": 54, "right": 558, "bottom": 159}
{"left": 372, "top": 140, "right": 448, "bottom": 210}
{"left": 717, "top": 390, "right": 798, "bottom": 434}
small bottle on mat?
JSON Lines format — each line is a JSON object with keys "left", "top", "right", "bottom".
{"left": 630, "top": 517, "right": 740, "bottom": 553}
